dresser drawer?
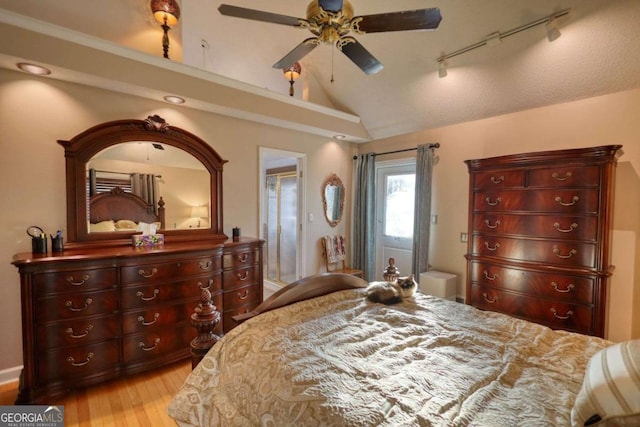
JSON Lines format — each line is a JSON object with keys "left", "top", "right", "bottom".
{"left": 122, "top": 323, "right": 196, "bottom": 363}
{"left": 474, "top": 188, "right": 598, "bottom": 214}
{"left": 223, "top": 248, "right": 259, "bottom": 269}
{"left": 223, "top": 301, "right": 260, "bottom": 332}
{"left": 37, "top": 289, "right": 119, "bottom": 323}
{"left": 470, "top": 284, "right": 594, "bottom": 334}
{"left": 34, "top": 268, "right": 116, "bottom": 297}
{"left": 528, "top": 165, "right": 600, "bottom": 188}
{"left": 473, "top": 170, "right": 525, "bottom": 190}
{"left": 469, "top": 262, "right": 595, "bottom": 304}
{"left": 472, "top": 214, "right": 597, "bottom": 241}
{"left": 223, "top": 283, "right": 260, "bottom": 308}
{"left": 120, "top": 257, "right": 221, "bottom": 285}
{"left": 122, "top": 299, "right": 214, "bottom": 334}
{"left": 38, "top": 339, "right": 120, "bottom": 383}
{"left": 121, "top": 274, "right": 221, "bottom": 309}
{"left": 36, "top": 315, "right": 120, "bottom": 349}
{"left": 471, "top": 235, "right": 596, "bottom": 268}
{"left": 223, "top": 265, "right": 260, "bottom": 290}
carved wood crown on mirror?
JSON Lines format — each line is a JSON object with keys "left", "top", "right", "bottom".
{"left": 59, "top": 115, "right": 229, "bottom": 247}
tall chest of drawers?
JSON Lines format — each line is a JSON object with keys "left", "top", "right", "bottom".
{"left": 464, "top": 145, "right": 622, "bottom": 337}
{"left": 12, "top": 238, "right": 263, "bottom": 404}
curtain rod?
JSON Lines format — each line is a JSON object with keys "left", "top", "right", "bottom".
{"left": 352, "top": 143, "right": 439, "bottom": 160}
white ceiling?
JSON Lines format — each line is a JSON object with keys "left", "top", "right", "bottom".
{"left": 1, "top": 0, "right": 639, "bottom": 141}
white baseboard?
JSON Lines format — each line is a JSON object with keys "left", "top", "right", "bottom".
{"left": 0, "top": 365, "right": 22, "bottom": 386}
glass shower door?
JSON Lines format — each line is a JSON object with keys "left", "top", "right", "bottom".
{"left": 266, "top": 172, "right": 297, "bottom": 284}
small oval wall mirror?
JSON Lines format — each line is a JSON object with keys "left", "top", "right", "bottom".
{"left": 322, "top": 173, "right": 344, "bottom": 227}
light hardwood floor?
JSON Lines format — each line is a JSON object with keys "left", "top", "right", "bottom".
{"left": 0, "top": 360, "right": 191, "bottom": 426}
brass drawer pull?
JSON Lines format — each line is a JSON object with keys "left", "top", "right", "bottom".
{"left": 550, "top": 307, "right": 574, "bottom": 320}
{"left": 136, "top": 289, "right": 160, "bottom": 301}
{"left": 553, "top": 222, "right": 578, "bottom": 233}
{"left": 65, "top": 298, "right": 93, "bottom": 312}
{"left": 555, "top": 195, "right": 579, "bottom": 206}
{"left": 482, "top": 293, "right": 498, "bottom": 304}
{"left": 65, "top": 324, "right": 94, "bottom": 339}
{"left": 484, "top": 219, "right": 500, "bottom": 229}
{"left": 199, "top": 260, "right": 212, "bottom": 270}
{"left": 490, "top": 176, "right": 504, "bottom": 184}
{"left": 66, "top": 274, "right": 90, "bottom": 286}
{"left": 237, "top": 271, "right": 249, "bottom": 281}
{"left": 138, "top": 267, "right": 158, "bottom": 278}
{"left": 484, "top": 242, "right": 500, "bottom": 251}
{"left": 551, "top": 171, "right": 572, "bottom": 181}
{"left": 139, "top": 338, "right": 160, "bottom": 351}
{"left": 551, "top": 282, "right": 575, "bottom": 293}
{"left": 198, "top": 279, "right": 214, "bottom": 290}
{"left": 238, "top": 254, "right": 249, "bottom": 263}
{"left": 553, "top": 246, "right": 577, "bottom": 259}
{"left": 483, "top": 270, "right": 497, "bottom": 281}
{"left": 67, "top": 352, "right": 94, "bottom": 367}
{"left": 485, "top": 196, "right": 501, "bottom": 206}
{"left": 237, "top": 289, "right": 249, "bottom": 300}
{"left": 138, "top": 312, "right": 160, "bottom": 326}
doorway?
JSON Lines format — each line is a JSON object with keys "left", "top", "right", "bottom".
{"left": 375, "top": 159, "right": 416, "bottom": 279}
{"left": 259, "top": 148, "right": 306, "bottom": 288}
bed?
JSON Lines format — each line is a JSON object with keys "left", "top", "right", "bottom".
{"left": 168, "top": 273, "right": 640, "bottom": 427}
{"left": 88, "top": 186, "right": 165, "bottom": 232}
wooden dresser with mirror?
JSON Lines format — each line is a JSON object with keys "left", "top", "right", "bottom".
{"left": 12, "top": 116, "right": 264, "bottom": 404}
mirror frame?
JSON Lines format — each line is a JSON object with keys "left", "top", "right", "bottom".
{"left": 59, "top": 115, "right": 228, "bottom": 246}
{"left": 321, "top": 173, "right": 345, "bottom": 227}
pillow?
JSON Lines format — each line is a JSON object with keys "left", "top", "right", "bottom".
{"left": 89, "top": 220, "right": 116, "bottom": 232}
{"left": 115, "top": 219, "right": 138, "bottom": 230}
{"left": 571, "top": 339, "right": 640, "bottom": 426}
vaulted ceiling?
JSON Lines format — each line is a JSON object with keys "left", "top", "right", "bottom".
{"left": 1, "top": 0, "right": 639, "bottom": 142}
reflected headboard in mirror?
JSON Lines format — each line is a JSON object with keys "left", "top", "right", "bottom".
{"left": 59, "top": 115, "right": 228, "bottom": 246}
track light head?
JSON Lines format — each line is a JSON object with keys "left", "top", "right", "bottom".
{"left": 546, "top": 18, "right": 561, "bottom": 42}
{"left": 438, "top": 60, "right": 447, "bottom": 78}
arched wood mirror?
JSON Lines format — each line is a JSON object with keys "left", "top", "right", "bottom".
{"left": 59, "top": 115, "right": 228, "bottom": 246}
{"left": 322, "top": 173, "right": 345, "bottom": 227}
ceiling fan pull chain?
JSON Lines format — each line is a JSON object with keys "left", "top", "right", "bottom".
{"left": 331, "top": 45, "right": 335, "bottom": 83}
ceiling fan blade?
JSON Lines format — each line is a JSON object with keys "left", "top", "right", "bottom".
{"left": 218, "top": 4, "right": 303, "bottom": 27}
{"left": 355, "top": 8, "right": 442, "bottom": 33}
{"left": 273, "top": 39, "right": 320, "bottom": 69}
{"left": 318, "top": 0, "right": 343, "bottom": 13}
{"left": 339, "top": 38, "right": 383, "bottom": 75}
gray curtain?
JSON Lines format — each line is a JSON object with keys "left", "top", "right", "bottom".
{"left": 131, "top": 173, "right": 158, "bottom": 214}
{"left": 353, "top": 153, "right": 376, "bottom": 281}
{"left": 411, "top": 145, "right": 435, "bottom": 277}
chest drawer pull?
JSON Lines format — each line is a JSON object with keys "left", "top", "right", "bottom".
{"left": 555, "top": 195, "right": 579, "bottom": 206}
{"left": 136, "top": 289, "right": 160, "bottom": 301}
{"left": 199, "top": 260, "right": 212, "bottom": 270}
{"left": 484, "top": 242, "right": 500, "bottom": 251}
{"left": 554, "top": 222, "right": 578, "bottom": 233}
{"left": 238, "top": 254, "right": 249, "bottom": 263}
{"left": 139, "top": 337, "right": 161, "bottom": 351}
{"left": 485, "top": 196, "right": 501, "bottom": 206}
{"left": 490, "top": 176, "right": 504, "bottom": 184}
{"left": 483, "top": 270, "right": 497, "bottom": 281}
{"left": 550, "top": 307, "right": 574, "bottom": 320}
{"left": 482, "top": 293, "right": 498, "bottom": 304}
{"left": 138, "top": 312, "right": 160, "bottom": 326}
{"left": 137, "top": 267, "right": 158, "bottom": 278}
{"left": 66, "top": 274, "right": 90, "bottom": 286}
{"left": 236, "top": 271, "right": 249, "bottom": 281}
{"left": 552, "top": 246, "right": 577, "bottom": 259}
{"left": 65, "top": 298, "right": 93, "bottom": 312}
{"left": 551, "top": 282, "right": 575, "bottom": 293}
{"left": 484, "top": 219, "right": 500, "bottom": 229}
{"left": 237, "top": 289, "right": 249, "bottom": 300}
{"left": 67, "top": 352, "right": 94, "bottom": 367}
{"left": 65, "top": 325, "right": 94, "bottom": 339}
{"left": 552, "top": 171, "right": 572, "bottom": 181}
{"left": 198, "top": 279, "right": 214, "bottom": 290}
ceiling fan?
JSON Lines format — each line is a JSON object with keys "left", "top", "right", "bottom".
{"left": 218, "top": 0, "right": 442, "bottom": 75}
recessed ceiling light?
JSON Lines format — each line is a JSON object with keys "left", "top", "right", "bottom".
{"left": 163, "top": 95, "right": 185, "bottom": 104}
{"left": 17, "top": 63, "right": 51, "bottom": 76}
{"left": 333, "top": 134, "right": 346, "bottom": 140}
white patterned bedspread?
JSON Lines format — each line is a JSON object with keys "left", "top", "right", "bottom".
{"left": 168, "top": 289, "right": 611, "bottom": 426}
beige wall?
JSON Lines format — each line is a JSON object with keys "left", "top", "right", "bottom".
{"left": 359, "top": 87, "right": 640, "bottom": 343}
{"left": 0, "top": 68, "right": 355, "bottom": 375}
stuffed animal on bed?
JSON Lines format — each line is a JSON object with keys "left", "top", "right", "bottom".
{"left": 366, "top": 274, "right": 417, "bottom": 305}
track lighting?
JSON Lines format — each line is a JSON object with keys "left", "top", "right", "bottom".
{"left": 436, "top": 8, "right": 569, "bottom": 78}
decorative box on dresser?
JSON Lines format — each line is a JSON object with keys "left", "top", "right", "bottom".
{"left": 12, "top": 238, "right": 263, "bottom": 404}
{"left": 464, "top": 145, "right": 622, "bottom": 338}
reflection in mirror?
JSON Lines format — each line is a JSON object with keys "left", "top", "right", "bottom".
{"left": 88, "top": 142, "right": 210, "bottom": 232}
{"left": 322, "top": 173, "right": 344, "bottom": 227}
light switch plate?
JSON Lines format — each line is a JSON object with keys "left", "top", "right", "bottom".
{"left": 460, "top": 232, "right": 468, "bottom": 242}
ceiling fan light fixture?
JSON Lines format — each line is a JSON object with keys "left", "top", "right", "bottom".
{"left": 150, "top": 0, "right": 181, "bottom": 59}
{"left": 283, "top": 62, "right": 302, "bottom": 96}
